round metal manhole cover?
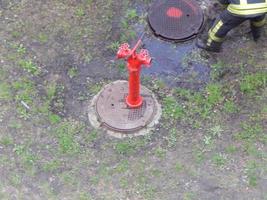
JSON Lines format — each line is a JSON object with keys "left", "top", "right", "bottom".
{"left": 95, "top": 81, "right": 157, "bottom": 133}
{"left": 148, "top": 0, "right": 204, "bottom": 41}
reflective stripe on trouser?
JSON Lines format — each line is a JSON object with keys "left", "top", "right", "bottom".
{"left": 251, "top": 14, "right": 266, "bottom": 27}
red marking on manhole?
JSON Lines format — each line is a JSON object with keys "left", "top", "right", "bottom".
{"left": 167, "top": 7, "right": 183, "bottom": 18}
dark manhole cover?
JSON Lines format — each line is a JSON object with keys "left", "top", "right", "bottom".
{"left": 148, "top": 0, "right": 204, "bottom": 41}
{"left": 95, "top": 81, "right": 157, "bottom": 133}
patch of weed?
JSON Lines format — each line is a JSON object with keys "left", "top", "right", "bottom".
{"left": 48, "top": 113, "right": 61, "bottom": 124}
{"left": 46, "top": 82, "right": 57, "bottom": 101}
{"left": 209, "top": 125, "right": 223, "bottom": 138}
{"left": 126, "top": 9, "right": 138, "bottom": 20}
{"left": 119, "top": 177, "right": 129, "bottom": 188}
{"left": 163, "top": 96, "right": 184, "bottom": 121}
{"left": 224, "top": 99, "right": 237, "bottom": 113}
{"left": 8, "top": 120, "right": 23, "bottom": 129}
{"left": 9, "top": 173, "right": 21, "bottom": 187}
{"left": 43, "top": 160, "right": 61, "bottom": 172}
{"left": 235, "top": 122, "right": 263, "bottom": 141}
{"left": 225, "top": 145, "right": 238, "bottom": 154}
{"left": 67, "top": 67, "right": 78, "bottom": 79}
{"left": 107, "top": 41, "right": 120, "bottom": 53}
{"left": 75, "top": 7, "right": 85, "bottom": 17}
{"left": 115, "top": 140, "right": 136, "bottom": 155}
{"left": 154, "top": 147, "right": 167, "bottom": 159}
{"left": 166, "top": 128, "right": 178, "bottom": 148}
{"left": 205, "top": 83, "right": 223, "bottom": 106}
{"left": 193, "top": 149, "right": 205, "bottom": 164}
{"left": 89, "top": 83, "right": 102, "bottom": 95}
{"left": 0, "top": 136, "right": 13, "bottom": 146}
{"left": 183, "top": 192, "right": 196, "bottom": 200}
{"left": 113, "top": 160, "right": 129, "bottom": 174}
{"left": 175, "top": 162, "right": 184, "bottom": 172}
{"left": 210, "top": 60, "right": 225, "bottom": 80}
{"left": 0, "top": 83, "right": 12, "bottom": 101}
{"left": 13, "top": 143, "right": 38, "bottom": 167}
{"left": 84, "top": 129, "right": 98, "bottom": 143}
{"left": 60, "top": 171, "right": 78, "bottom": 186}
{"left": 54, "top": 121, "right": 81, "bottom": 154}
{"left": 240, "top": 72, "right": 267, "bottom": 95}
{"left": 12, "top": 78, "right": 36, "bottom": 119}
{"left": 19, "top": 60, "right": 40, "bottom": 75}
{"left": 38, "top": 33, "right": 48, "bottom": 43}
{"left": 212, "top": 153, "right": 226, "bottom": 167}
{"left": 79, "top": 192, "right": 92, "bottom": 200}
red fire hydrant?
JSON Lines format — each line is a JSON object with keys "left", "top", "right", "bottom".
{"left": 117, "top": 40, "right": 152, "bottom": 108}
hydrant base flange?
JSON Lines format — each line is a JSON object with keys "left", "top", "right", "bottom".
{"left": 89, "top": 80, "right": 161, "bottom": 135}
{"left": 126, "top": 95, "right": 143, "bottom": 108}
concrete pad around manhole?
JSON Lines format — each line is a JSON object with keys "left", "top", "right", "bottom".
{"left": 88, "top": 80, "right": 162, "bottom": 138}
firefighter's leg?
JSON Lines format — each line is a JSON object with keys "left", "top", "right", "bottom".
{"left": 217, "top": 0, "right": 229, "bottom": 8}
{"left": 197, "top": 10, "right": 245, "bottom": 52}
{"left": 250, "top": 14, "right": 266, "bottom": 41}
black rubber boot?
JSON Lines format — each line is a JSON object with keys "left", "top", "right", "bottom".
{"left": 196, "top": 38, "right": 221, "bottom": 53}
{"left": 251, "top": 27, "right": 262, "bottom": 42}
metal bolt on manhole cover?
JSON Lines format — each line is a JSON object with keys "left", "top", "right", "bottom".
{"left": 148, "top": 0, "right": 204, "bottom": 41}
{"left": 88, "top": 81, "right": 162, "bottom": 138}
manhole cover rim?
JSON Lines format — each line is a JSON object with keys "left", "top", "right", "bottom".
{"left": 148, "top": 0, "right": 204, "bottom": 41}
{"left": 95, "top": 81, "right": 157, "bottom": 133}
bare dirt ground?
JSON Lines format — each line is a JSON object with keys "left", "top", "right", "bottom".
{"left": 0, "top": 0, "right": 266, "bottom": 199}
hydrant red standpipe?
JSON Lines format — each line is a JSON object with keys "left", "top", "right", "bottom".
{"left": 117, "top": 40, "right": 152, "bottom": 108}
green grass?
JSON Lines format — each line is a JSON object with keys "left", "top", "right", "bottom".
{"left": 0, "top": 83, "right": 12, "bottom": 100}
{"left": 115, "top": 140, "right": 136, "bottom": 155}
{"left": 205, "top": 84, "right": 223, "bottom": 106}
{"left": 12, "top": 78, "right": 37, "bottom": 119}
{"left": 54, "top": 121, "right": 81, "bottom": 154}
{"left": 166, "top": 128, "right": 178, "bottom": 148}
{"left": 240, "top": 72, "right": 267, "bottom": 95}
{"left": 13, "top": 143, "right": 38, "bottom": 168}
{"left": 235, "top": 122, "right": 263, "bottom": 141}
{"left": 163, "top": 96, "right": 184, "bottom": 121}
{"left": 245, "top": 161, "right": 258, "bottom": 187}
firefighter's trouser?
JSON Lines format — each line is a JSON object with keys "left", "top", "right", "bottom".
{"left": 207, "top": 10, "right": 266, "bottom": 48}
